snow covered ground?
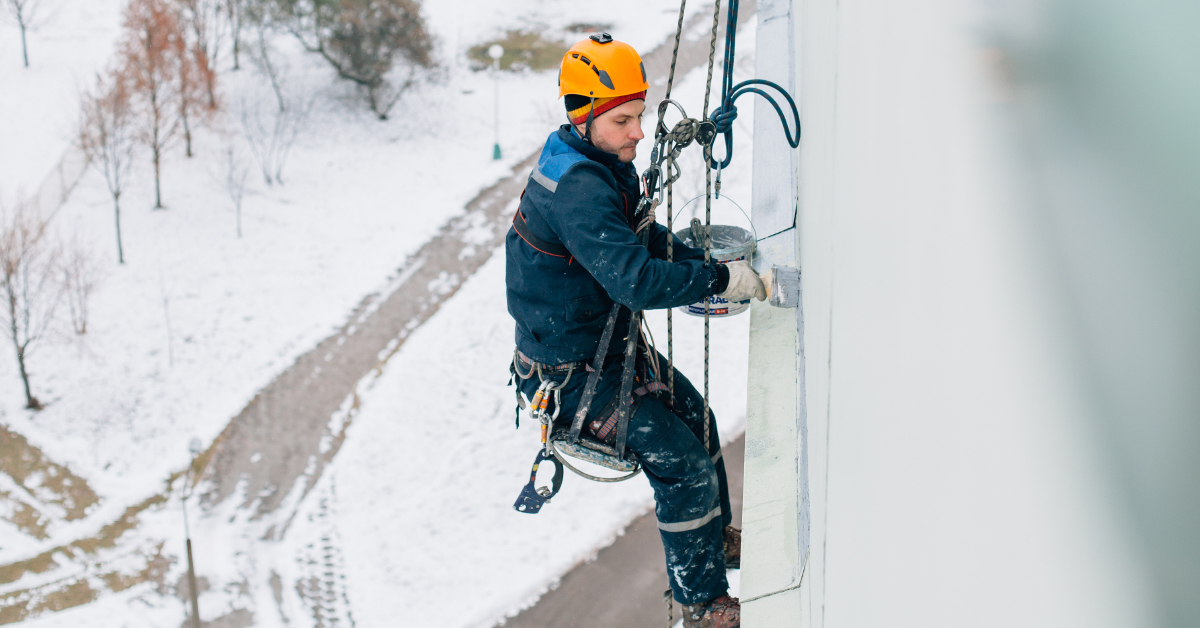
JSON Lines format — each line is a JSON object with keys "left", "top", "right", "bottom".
{"left": 3, "top": 0, "right": 757, "bottom": 625}
{"left": 0, "top": 0, "right": 126, "bottom": 204}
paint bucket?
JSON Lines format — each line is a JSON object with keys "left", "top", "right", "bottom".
{"left": 673, "top": 223, "right": 756, "bottom": 317}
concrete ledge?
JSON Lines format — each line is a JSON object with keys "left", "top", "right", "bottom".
{"left": 741, "top": 294, "right": 802, "bottom": 601}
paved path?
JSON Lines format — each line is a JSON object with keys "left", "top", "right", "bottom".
{"left": 500, "top": 435, "right": 745, "bottom": 628}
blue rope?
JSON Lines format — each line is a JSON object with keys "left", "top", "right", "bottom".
{"left": 707, "top": 0, "right": 801, "bottom": 169}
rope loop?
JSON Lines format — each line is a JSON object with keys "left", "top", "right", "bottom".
{"left": 706, "top": 0, "right": 802, "bottom": 169}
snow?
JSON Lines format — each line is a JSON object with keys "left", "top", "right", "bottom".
{"left": 0, "top": 0, "right": 126, "bottom": 204}
{"left": 3, "top": 0, "right": 758, "bottom": 625}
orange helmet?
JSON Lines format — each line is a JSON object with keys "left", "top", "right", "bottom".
{"left": 559, "top": 33, "right": 648, "bottom": 125}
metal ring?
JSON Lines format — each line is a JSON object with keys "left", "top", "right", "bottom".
{"left": 548, "top": 440, "right": 642, "bottom": 483}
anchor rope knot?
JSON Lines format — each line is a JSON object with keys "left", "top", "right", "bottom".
{"left": 710, "top": 103, "right": 738, "bottom": 134}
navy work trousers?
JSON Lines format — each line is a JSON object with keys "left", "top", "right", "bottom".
{"left": 515, "top": 352, "right": 732, "bottom": 604}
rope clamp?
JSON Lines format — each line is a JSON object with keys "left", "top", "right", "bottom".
{"left": 695, "top": 120, "right": 718, "bottom": 148}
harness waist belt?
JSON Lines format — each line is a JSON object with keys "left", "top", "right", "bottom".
{"left": 516, "top": 349, "right": 624, "bottom": 374}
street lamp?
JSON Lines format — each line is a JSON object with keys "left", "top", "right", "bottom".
{"left": 488, "top": 44, "right": 504, "bottom": 160}
{"left": 183, "top": 437, "right": 203, "bottom": 628}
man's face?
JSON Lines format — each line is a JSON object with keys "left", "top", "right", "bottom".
{"left": 575, "top": 99, "right": 645, "bottom": 163}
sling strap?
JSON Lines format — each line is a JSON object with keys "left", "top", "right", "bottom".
{"left": 512, "top": 208, "right": 570, "bottom": 258}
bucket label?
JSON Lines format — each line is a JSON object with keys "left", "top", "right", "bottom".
{"left": 674, "top": 225, "right": 755, "bottom": 318}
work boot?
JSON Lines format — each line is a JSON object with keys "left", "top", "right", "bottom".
{"left": 681, "top": 595, "right": 740, "bottom": 628}
{"left": 724, "top": 525, "right": 741, "bottom": 569}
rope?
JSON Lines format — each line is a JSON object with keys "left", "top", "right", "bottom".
{"left": 660, "top": 3, "right": 687, "bottom": 414}
{"left": 664, "top": 0, "right": 688, "bottom": 99}
{"left": 708, "top": 0, "right": 801, "bottom": 169}
{"left": 700, "top": 0, "right": 722, "bottom": 457}
{"left": 655, "top": 1, "right": 724, "bottom": 616}
{"left": 666, "top": 157, "right": 675, "bottom": 409}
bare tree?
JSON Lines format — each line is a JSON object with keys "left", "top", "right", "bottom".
{"left": 79, "top": 71, "right": 136, "bottom": 264}
{"left": 176, "top": 0, "right": 223, "bottom": 106}
{"left": 225, "top": 0, "right": 244, "bottom": 70}
{"left": 0, "top": 201, "right": 63, "bottom": 410}
{"left": 120, "top": 0, "right": 187, "bottom": 209}
{"left": 2, "top": 0, "right": 52, "bottom": 68}
{"left": 248, "top": 13, "right": 287, "bottom": 112}
{"left": 222, "top": 142, "right": 249, "bottom": 237}
{"left": 274, "top": 0, "right": 434, "bottom": 119}
{"left": 239, "top": 87, "right": 310, "bottom": 185}
{"left": 62, "top": 232, "right": 97, "bottom": 335}
{"left": 176, "top": 34, "right": 211, "bottom": 158}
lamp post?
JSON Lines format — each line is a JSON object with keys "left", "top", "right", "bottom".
{"left": 488, "top": 44, "right": 504, "bottom": 160}
{"left": 183, "top": 438, "right": 203, "bottom": 628}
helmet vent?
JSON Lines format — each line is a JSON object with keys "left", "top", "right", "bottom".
{"left": 580, "top": 55, "right": 591, "bottom": 65}
{"left": 595, "top": 68, "right": 614, "bottom": 90}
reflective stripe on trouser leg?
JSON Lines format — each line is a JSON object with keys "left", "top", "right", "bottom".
{"left": 625, "top": 391, "right": 728, "bottom": 605}
{"left": 659, "top": 506, "right": 722, "bottom": 533}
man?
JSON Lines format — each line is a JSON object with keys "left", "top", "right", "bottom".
{"left": 506, "top": 33, "right": 765, "bottom": 628}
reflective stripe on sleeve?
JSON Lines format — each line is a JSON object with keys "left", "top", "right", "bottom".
{"left": 530, "top": 169, "right": 558, "bottom": 193}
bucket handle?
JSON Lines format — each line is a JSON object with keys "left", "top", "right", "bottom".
{"left": 674, "top": 193, "right": 759, "bottom": 245}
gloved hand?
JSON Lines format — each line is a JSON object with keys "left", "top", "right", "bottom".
{"left": 717, "top": 260, "right": 766, "bottom": 302}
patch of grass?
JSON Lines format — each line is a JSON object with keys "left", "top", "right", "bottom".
{"left": 566, "top": 22, "right": 613, "bottom": 34}
{"left": 0, "top": 425, "right": 98, "bottom": 523}
{"left": 468, "top": 30, "right": 569, "bottom": 72}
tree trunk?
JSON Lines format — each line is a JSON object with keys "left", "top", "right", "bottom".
{"left": 182, "top": 109, "right": 193, "bottom": 158}
{"left": 19, "top": 24, "right": 28, "bottom": 68}
{"left": 16, "top": 344, "right": 37, "bottom": 410}
{"left": 153, "top": 147, "right": 163, "bottom": 209}
{"left": 6, "top": 293, "right": 36, "bottom": 410}
{"left": 114, "top": 195, "right": 125, "bottom": 264}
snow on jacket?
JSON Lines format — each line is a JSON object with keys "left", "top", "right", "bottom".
{"left": 506, "top": 125, "right": 727, "bottom": 365}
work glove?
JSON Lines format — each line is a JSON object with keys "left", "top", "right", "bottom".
{"left": 717, "top": 260, "right": 766, "bottom": 302}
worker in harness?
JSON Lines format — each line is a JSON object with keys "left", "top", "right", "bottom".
{"left": 506, "top": 33, "right": 764, "bottom": 628}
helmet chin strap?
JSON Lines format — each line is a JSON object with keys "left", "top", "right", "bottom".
{"left": 584, "top": 97, "right": 596, "bottom": 145}
{"left": 567, "top": 97, "right": 598, "bottom": 146}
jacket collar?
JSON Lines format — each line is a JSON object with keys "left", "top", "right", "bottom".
{"left": 558, "top": 124, "right": 622, "bottom": 170}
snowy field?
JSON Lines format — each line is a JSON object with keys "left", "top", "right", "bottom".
{"left": 2, "top": 0, "right": 757, "bottom": 625}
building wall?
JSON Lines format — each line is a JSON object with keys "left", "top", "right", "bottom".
{"left": 741, "top": 0, "right": 1169, "bottom": 625}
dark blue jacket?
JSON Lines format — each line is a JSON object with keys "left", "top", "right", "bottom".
{"left": 506, "top": 125, "right": 726, "bottom": 365}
